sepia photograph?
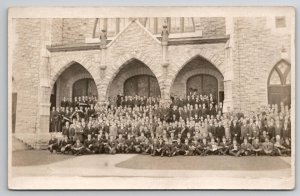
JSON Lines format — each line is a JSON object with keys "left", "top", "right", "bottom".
{"left": 8, "top": 6, "right": 295, "bottom": 190}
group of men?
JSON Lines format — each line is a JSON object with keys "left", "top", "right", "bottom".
{"left": 48, "top": 94, "right": 291, "bottom": 157}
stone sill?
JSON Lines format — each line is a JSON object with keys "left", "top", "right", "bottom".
{"left": 47, "top": 35, "right": 229, "bottom": 52}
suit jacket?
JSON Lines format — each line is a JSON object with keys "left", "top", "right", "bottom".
{"left": 215, "top": 126, "right": 225, "bottom": 140}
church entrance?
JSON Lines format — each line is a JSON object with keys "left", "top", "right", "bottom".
{"left": 51, "top": 62, "right": 98, "bottom": 107}
{"left": 186, "top": 74, "right": 218, "bottom": 99}
{"left": 107, "top": 58, "right": 161, "bottom": 98}
{"left": 72, "top": 78, "right": 98, "bottom": 99}
{"left": 124, "top": 75, "right": 160, "bottom": 97}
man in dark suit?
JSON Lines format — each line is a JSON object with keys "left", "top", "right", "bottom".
{"left": 230, "top": 119, "right": 241, "bottom": 143}
{"left": 61, "top": 97, "right": 68, "bottom": 108}
{"left": 215, "top": 121, "right": 225, "bottom": 142}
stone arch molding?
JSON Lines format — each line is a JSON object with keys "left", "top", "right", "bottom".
{"left": 50, "top": 56, "right": 101, "bottom": 94}
{"left": 108, "top": 67, "right": 155, "bottom": 97}
{"left": 171, "top": 51, "right": 225, "bottom": 76}
{"left": 104, "top": 54, "right": 164, "bottom": 99}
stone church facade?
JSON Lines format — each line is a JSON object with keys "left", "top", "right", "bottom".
{"left": 11, "top": 16, "right": 292, "bottom": 148}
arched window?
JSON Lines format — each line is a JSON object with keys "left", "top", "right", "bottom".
{"left": 268, "top": 59, "right": 291, "bottom": 106}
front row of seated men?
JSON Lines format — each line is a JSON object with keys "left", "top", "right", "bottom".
{"left": 48, "top": 133, "right": 291, "bottom": 157}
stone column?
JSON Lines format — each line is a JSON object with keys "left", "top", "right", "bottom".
{"left": 98, "top": 29, "right": 108, "bottom": 105}
{"left": 223, "top": 17, "right": 234, "bottom": 114}
{"left": 35, "top": 19, "right": 52, "bottom": 149}
{"left": 161, "top": 24, "right": 171, "bottom": 103}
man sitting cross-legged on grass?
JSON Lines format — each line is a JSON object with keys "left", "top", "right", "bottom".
{"left": 71, "top": 139, "right": 85, "bottom": 156}
{"left": 228, "top": 139, "right": 241, "bottom": 157}
{"left": 218, "top": 136, "right": 230, "bottom": 155}
{"left": 108, "top": 135, "right": 117, "bottom": 155}
{"left": 273, "top": 135, "right": 288, "bottom": 156}
{"left": 48, "top": 134, "right": 59, "bottom": 153}
{"left": 282, "top": 138, "right": 291, "bottom": 156}
{"left": 251, "top": 137, "right": 262, "bottom": 156}
{"left": 171, "top": 138, "right": 186, "bottom": 156}
{"left": 207, "top": 137, "right": 219, "bottom": 155}
{"left": 189, "top": 137, "right": 201, "bottom": 156}
{"left": 102, "top": 132, "right": 110, "bottom": 154}
{"left": 116, "top": 134, "right": 126, "bottom": 153}
{"left": 141, "top": 138, "right": 152, "bottom": 155}
{"left": 262, "top": 136, "right": 274, "bottom": 156}
{"left": 152, "top": 138, "right": 164, "bottom": 156}
{"left": 59, "top": 135, "right": 72, "bottom": 154}
{"left": 161, "top": 139, "right": 173, "bottom": 157}
{"left": 199, "top": 137, "right": 209, "bottom": 156}
{"left": 94, "top": 134, "right": 104, "bottom": 154}
{"left": 84, "top": 134, "right": 95, "bottom": 154}
{"left": 133, "top": 136, "right": 142, "bottom": 153}
{"left": 240, "top": 138, "right": 253, "bottom": 156}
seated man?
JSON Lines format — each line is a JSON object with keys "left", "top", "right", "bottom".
{"left": 84, "top": 134, "right": 95, "bottom": 154}
{"left": 141, "top": 138, "right": 152, "bottom": 155}
{"left": 161, "top": 139, "right": 173, "bottom": 157}
{"left": 48, "top": 134, "right": 59, "bottom": 153}
{"left": 240, "top": 138, "right": 253, "bottom": 156}
{"left": 108, "top": 135, "right": 117, "bottom": 155}
{"left": 71, "top": 139, "right": 85, "bottom": 156}
{"left": 171, "top": 138, "right": 186, "bottom": 156}
{"left": 94, "top": 134, "right": 104, "bottom": 154}
{"left": 125, "top": 134, "right": 135, "bottom": 153}
{"left": 116, "top": 134, "right": 126, "bottom": 153}
{"left": 152, "top": 138, "right": 164, "bottom": 156}
{"left": 207, "top": 137, "right": 219, "bottom": 155}
{"left": 218, "top": 136, "right": 230, "bottom": 155}
{"left": 252, "top": 137, "right": 262, "bottom": 156}
{"left": 282, "top": 138, "right": 291, "bottom": 156}
{"left": 133, "top": 136, "right": 142, "bottom": 153}
{"left": 273, "top": 135, "right": 287, "bottom": 156}
{"left": 198, "top": 138, "right": 209, "bottom": 156}
{"left": 188, "top": 138, "right": 200, "bottom": 156}
{"left": 228, "top": 139, "right": 241, "bottom": 157}
{"left": 102, "top": 132, "right": 110, "bottom": 154}
{"left": 59, "top": 135, "right": 72, "bottom": 154}
{"left": 182, "top": 139, "right": 190, "bottom": 156}
{"left": 261, "top": 137, "right": 274, "bottom": 156}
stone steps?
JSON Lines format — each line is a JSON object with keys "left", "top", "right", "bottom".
{"left": 13, "top": 133, "right": 65, "bottom": 150}
{"left": 12, "top": 136, "right": 34, "bottom": 151}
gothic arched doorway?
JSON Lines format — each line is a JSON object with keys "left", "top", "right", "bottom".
{"left": 107, "top": 58, "right": 161, "bottom": 98}
{"left": 268, "top": 59, "right": 291, "bottom": 106}
{"left": 73, "top": 78, "right": 97, "bottom": 99}
{"left": 124, "top": 75, "right": 160, "bottom": 97}
{"left": 50, "top": 62, "right": 98, "bottom": 108}
{"left": 170, "top": 55, "right": 224, "bottom": 103}
{"left": 186, "top": 74, "right": 218, "bottom": 99}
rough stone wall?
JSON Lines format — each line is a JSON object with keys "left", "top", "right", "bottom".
{"left": 61, "top": 18, "right": 94, "bottom": 45}
{"left": 231, "top": 17, "right": 291, "bottom": 112}
{"left": 12, "top": 19, "right": 41, "bottom": 133}
{"left": 51, "top": 19, "right": 63, "bottom": 46}
{"left": 194, "top": 17, "right": 226, "bottom": 38}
